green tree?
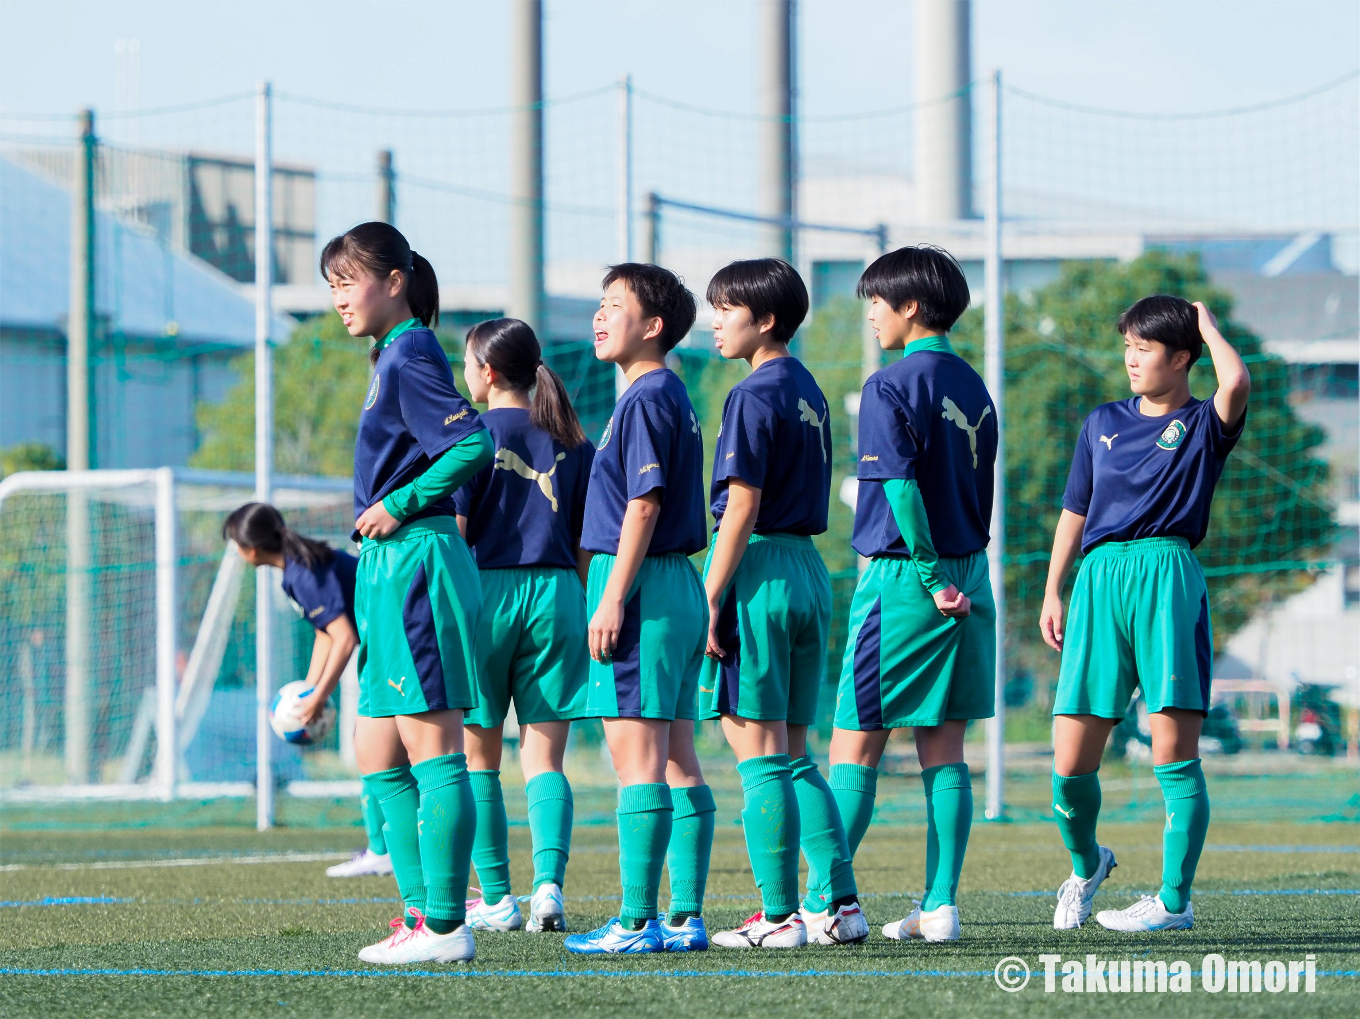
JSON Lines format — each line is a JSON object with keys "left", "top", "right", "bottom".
{"left": 2, "top": 443, "right": 65, "bottom": 477}
{"left": 951, "top": 251, "right": 1334, "bottom": 674}
{"left": 191, "top": 312, "right": 372, "bottom": 477}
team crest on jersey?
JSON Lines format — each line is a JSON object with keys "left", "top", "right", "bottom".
{"left": 598, "top": 417, "right": 613, "bottom": 450}
{"left": 364, "top": 374, "right": 380, "bottom": 410}
{"left": 1155, "top": 419, "right": 1187, "bottom": 450}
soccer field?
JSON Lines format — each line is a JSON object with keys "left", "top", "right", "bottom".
{"left": 3, "top": 776, "right": 1357, "bottom": 1019}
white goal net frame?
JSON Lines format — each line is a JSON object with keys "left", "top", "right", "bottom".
{"left": 0, "top": 467, "right": 356, "bottom": 805}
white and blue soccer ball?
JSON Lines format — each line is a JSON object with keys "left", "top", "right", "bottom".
{"left": 269, "top": 680, "right": 336, "bottom": 745}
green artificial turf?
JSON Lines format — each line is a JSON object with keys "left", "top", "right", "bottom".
{"left": 2, "top": 794, "right": 1358, "bottom": 1019}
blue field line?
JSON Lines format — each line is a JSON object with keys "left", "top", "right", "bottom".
{"left": 2, "top": 967, "right": 1356, "bottom": 980}
{"left": 0, "top": 896, "right": 131, "bottom": 908}
{"left": 1004, "top": 888, "right": 1360, "bottom": 898}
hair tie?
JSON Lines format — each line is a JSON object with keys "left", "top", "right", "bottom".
{"left": 407, "top": 250, "right": 418, "bottom": 273}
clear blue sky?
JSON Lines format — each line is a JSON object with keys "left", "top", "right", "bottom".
{"left": 1, "top": 0, "right": 1355, "bottom": 120}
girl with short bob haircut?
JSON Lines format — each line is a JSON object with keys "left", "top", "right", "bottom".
{"left": 322, "top": 221, "right": 493, "bottom": 965}
{"left": 452, "top": 318, "right": 595, "bottom": 934}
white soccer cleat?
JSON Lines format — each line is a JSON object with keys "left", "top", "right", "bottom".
{"left": 802, "top": 900, "right": 869, "bottom": 945}
{"left": 1095, "top": 895, "right": 1193, "bottom": 932}
{"left": 526, "top": 882, "right": 567, "bottom": 932}
{"left": 1053, "top": 845, "right": 1118, "bottom": 929}
{"left": 327, "top": 849, "right": 394, "bottom": 878}
{"left": 465, "top": 891, "right": 523, "bottom": 931}
{"left": 882, "top": 903, "right": 961, "bottom": 942}
{"left": 711, "top": 911, "right": 808, "bottom": 949}
{"left": 358, "top": 913, "right": 418, "bottom": 963}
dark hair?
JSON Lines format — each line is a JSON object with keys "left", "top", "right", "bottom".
{"left": 320, "top": 222, "right": 439, "bottom": 364}
{"left": 1117, "top": 295, "right": 1203, "bottom": 367}
{"left": 601, "top": 262, "right": 697, "bottom": 353}
{"left": 466, "top": 318, "right": 587, "bottom": 448}
{"left": 705, "top": 258, "right": 809, "bottom": 345}
{"left": 223, "top": 502, "right": 332, "bottom": 569}
{"left": 856, "top": 245, "right": 971, "bottom": 332}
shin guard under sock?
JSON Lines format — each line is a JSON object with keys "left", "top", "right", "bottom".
{"left": 1155, "top": 759, "right": 1209, "bottom": 914}
{"left": 1052, "top": 769, "right": 1103, "bottom": 879}
{"left": 469, "top": 769, "right": 512, "bottom": 901}
{"left": 525, "top": 770, "right": 573, "bottom": 889}
{"left": 411, "top": 754, "right": 475, "bottom": 930}
{"left": 921, "top": 762, "right": 972, "bottom": 911}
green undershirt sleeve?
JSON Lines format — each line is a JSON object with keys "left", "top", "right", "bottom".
{"left": 882, "top": 477, "right": 947, "bottom": 594}
{"left": 381, "top": 429, "right": 493, "bottom": 522}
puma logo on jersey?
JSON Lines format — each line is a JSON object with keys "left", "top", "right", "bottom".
{"left": 444, "top": 409, "right": 469, "bottom": 426}
{"left": 388, "top": 677, "right": 406, "bottom": 696}
{"left": 860, "top": 454, "right": 879, "bottom": 462}
{"left": 941, "top": 396, "right": 993, "bottom": 469}
{"left": 638, "top": 462, "right": 660, "bottom": 474}
{"left": 1054, "top": 803, "right": 1076, "bottom": 819}
{"left": 1099, "top": 433, "right": 1118, "bottom": 450}
{"left": 797, "top": 397, "right": 829, "bottom": 462}
{"left": 307, "top": 606, "right": 325, "bottom": 619}
{"left": 494, "top": 448, "right": 567, "bottom": 512}
{"left": 690, "top": 410, "right": 700, "bottom": 435}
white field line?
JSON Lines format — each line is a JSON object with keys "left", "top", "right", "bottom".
{"left": 0, "top": 851, "right": 350, "bottom": 873}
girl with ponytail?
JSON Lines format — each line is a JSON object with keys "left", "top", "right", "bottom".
{"left": 452, "top": 317, "right": 594, "bottom": 934}
{"left": 222, "top": 503, "right": 390, "bottom": 879}
{"left": 322, "top": 222, "right": 494, "bottom": 965}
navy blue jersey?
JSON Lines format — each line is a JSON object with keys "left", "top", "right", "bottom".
{"left": 710, "top": 356, "right": 832, "bottom": 535}
{"left": 852, "top": 338, "right": 997, "bottom": 559}
{"left": 352, "top": 326, "right": 484, "bottom": 534}
{"left": 580, "top": 368, "right": 707, "bottom": 557}
{"left": 1063, "top": 395, "right": 1244, "bottom": 553}
{"left": 453, "top": 407, "right": 595, "bottom": 570}
{"left": 281, "top": 550, "right": 358, "bottom": 632}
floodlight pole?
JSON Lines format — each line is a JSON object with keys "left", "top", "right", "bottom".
{"left": 983, "top": 69, "right": 1007, "bottom": 821}
{"left": 760, "top": 0, "right": 796, "bottom": 263}
{"left": 65, "top": 108, "right": 96, "bottom": 786}
{"left": 376, "top": 149, "right": 395, "bottom": 225}
{"left": 254, "top": 80, "right": 275, "bottom": 831}
{"left": 510, "top": 0, "right": 545, "bottom": 333}
{"left": 615, "top": 74, "right": 632, "bottom": 400}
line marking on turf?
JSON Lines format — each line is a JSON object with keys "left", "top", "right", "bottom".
{"left": 1206, "top": 844, "right": 1360, "bottom": 854}
{"left": 0, "top": 851, "right": 350, "bottom": 873}
{"left": 1, "top": 967, "right": 1356, "bottom": 980}
{"left": 0, "top": 896, "right": 132, "bottom": 908}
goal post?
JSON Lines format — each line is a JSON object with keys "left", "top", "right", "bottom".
{"left": 0, "top": 467, "right": 353, "bottom": 805}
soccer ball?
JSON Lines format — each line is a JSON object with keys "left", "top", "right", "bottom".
{"left": 269, "top": 680, "right": 336, "bottom": 745}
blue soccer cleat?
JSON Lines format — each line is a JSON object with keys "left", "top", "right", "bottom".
{"left": 660, "top": 915, "right": 708, "bottom": 952}
{"left": 563, "top": 917, "right": 665, "bottom": 954}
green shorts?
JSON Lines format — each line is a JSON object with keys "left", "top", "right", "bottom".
{"left": 1054, "top": 536, "right": 1213, "bottom": 720}
{"left": 698, "top": 533, "right": 831, "bottom": 726}
{"left": 833, "top": 551, "right": 995, "bottom": 731}
{"left": 466, "top": 566, "right": 590, "bottom": 728}
{"left": 356, "top": 516, "right": 481, "bottom": 718}
{"left": 585, "top": 553, "right": 707, "bottom": 721}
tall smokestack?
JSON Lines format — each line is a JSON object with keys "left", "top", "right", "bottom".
{"left": 915, "top": 0, "right": 973, "bottom": 222}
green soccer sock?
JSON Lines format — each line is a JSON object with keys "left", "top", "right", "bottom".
{"left": 1052, "top": 769, "right": 1103, "bottom": 879}
{"left": 617, "top": 783, "right": 673, "bottom": 928}
{"left": 363, "top": 766, "right": 424, "bottom": 921}
{"left": 1155, "top": 759, "right": 1210, "bottom": 914}
{"left": 736, "top": 756, "right": 800, "bottom": 918}
{"left": 921, "top": 763, "right": 972, "bottom": 911}
{"left": 666, "top": 784, "right": 716, "bottom": 921}
{"left": 411, "top": 753, "right": 475, "bottom": 932}
{"left": 829, "top": 763, "right": 878, "bottom": 857}
{"left": 791, "top": 755, "right": 857, "bottom": 913}
{"left": 469, "top": 769, "right": 512, "bottom": 901}
{"left": 525, "top": 771, "right": 573, "bottom": 889}
{"left": 359, "top": 786, "right": 388, "bottom": 857}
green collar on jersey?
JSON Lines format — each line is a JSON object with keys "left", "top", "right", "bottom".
{"left": 903, "top": 334, "right": 955, "bottom": 358}
{"left": 378, "top": 317, "right": 421, "bottom": 351}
